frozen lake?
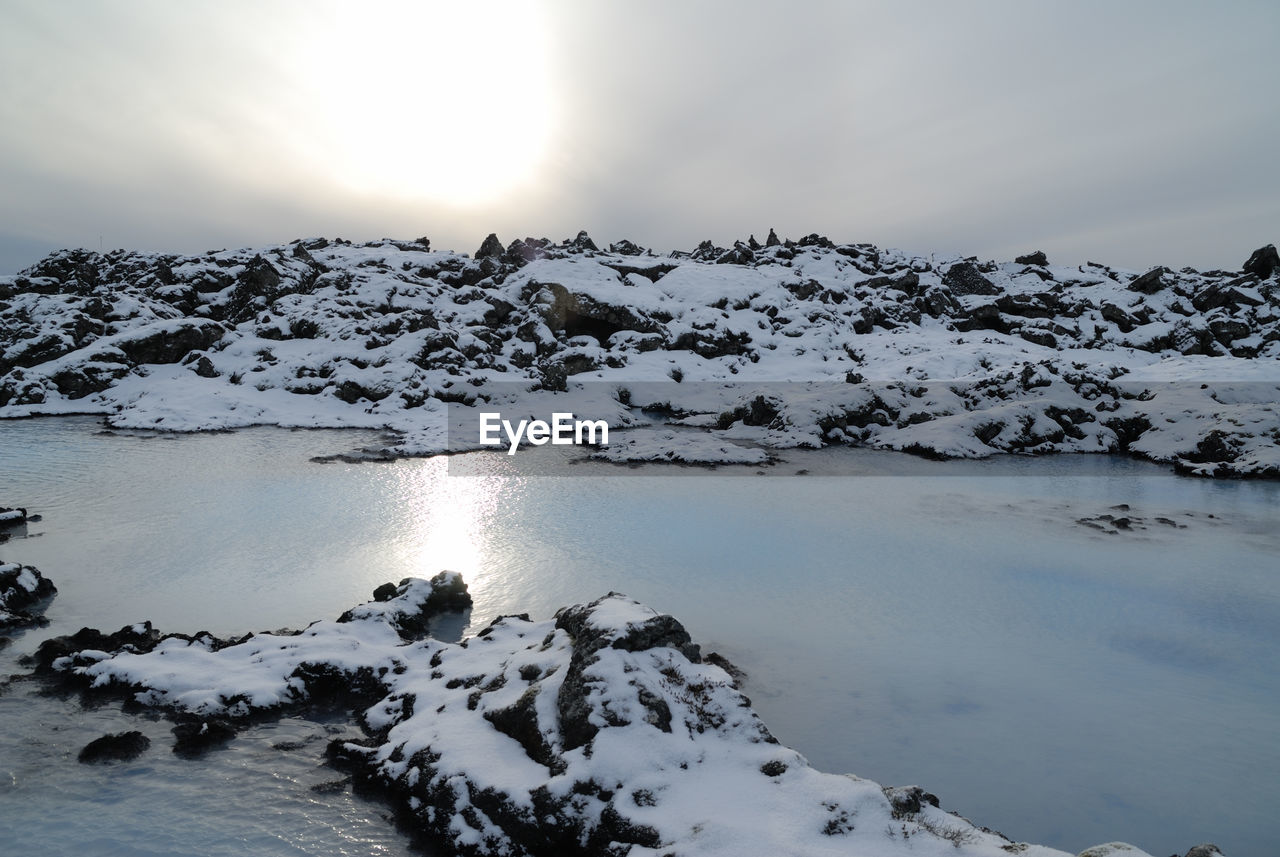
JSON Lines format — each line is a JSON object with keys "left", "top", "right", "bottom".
{"left": 2, "top": 416, "right": 1278, "bottom": 857}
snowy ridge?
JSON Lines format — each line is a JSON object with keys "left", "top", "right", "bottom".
{"left": 1, "top": 234, "right": 1278, "bottom": 475}
{"left": 34, "top": 572, "right": 1193, "bottom": 857}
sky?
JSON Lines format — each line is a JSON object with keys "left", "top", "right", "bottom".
{"left": 1, "top": 0, "right": 1277, "bottom": 274}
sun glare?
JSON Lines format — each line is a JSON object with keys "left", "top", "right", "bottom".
{"left": 287, "top": 2, "right": 555, "bottom": 205}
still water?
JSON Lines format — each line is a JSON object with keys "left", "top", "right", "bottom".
{"left": 2, "top": 416, "right": 1278, "bottom": 857}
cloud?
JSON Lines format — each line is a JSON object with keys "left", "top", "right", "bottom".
{"left": 1, "top": 0, "right": 1276, "bottom": 270}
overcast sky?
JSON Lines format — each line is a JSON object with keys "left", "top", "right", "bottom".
{"left": 2, "top": 0, "right": 1277, "bottom": 274}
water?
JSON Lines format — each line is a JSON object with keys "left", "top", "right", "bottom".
{"left": 2, "top": 417, "right": 1278, "bottom": 857}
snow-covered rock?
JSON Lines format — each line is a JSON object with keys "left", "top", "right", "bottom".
{"left": 0, "top": 562, "right": 56, "bottom": 631}
{"left": 2, "top": 234, "right": 1277, "bottom": 476}
{"left": 31, "top": 571, "right": 1204, "bottom": 857}
{"left": 0, "top": 506, "right": 27, "bottom": 522}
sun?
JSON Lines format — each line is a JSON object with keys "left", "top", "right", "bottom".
{"left": 284, "top": 1, "right": 555, "bottom": 205}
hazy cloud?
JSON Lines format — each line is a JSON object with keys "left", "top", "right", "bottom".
{"left": 1, "top": 0, "right": 1276, "bottom": 273}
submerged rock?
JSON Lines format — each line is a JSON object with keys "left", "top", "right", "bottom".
{"left": 171, "top": 715, "right": 238, "bottom": 756}
{"left": 78, "top": 730, "right": 150, "bottom": 763}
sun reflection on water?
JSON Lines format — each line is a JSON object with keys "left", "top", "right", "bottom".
{"left": 386, "top": 456, "right": 524, "bottom": 606}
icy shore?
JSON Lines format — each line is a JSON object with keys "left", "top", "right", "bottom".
{"left": 1, "top": 233, "right": 1277, "bottom": 476}
{"left": 26, "top": 571, "right": 1220, "bottom": 857}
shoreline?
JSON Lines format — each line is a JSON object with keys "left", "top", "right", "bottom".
{"left": 2, "top": 236, "right": 1277, "bottom": 479}
{"left": 9, "top": 570, "right": 1221, "bottom": 857}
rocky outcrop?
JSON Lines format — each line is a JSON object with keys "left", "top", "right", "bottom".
{"left": 25, "top": 573, "right": 1216, "bottom": 857}
{"left": 1242, "top": 244, "right": 1279, "bottom": 280}
{"left": 2, "top": 234, "right": 1277, "bottom": 477}
{"left": 0, "top": 506, "right": 27, "bottom": 527}
{"left": 0, "top": 562, "right": 56, "bottom": 632}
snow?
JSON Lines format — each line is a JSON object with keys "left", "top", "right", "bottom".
{"left": 44, "top": 572, "right": 1165, "bottom": 857}
{"left": 3, "top": 235, "right": 1275, "bottom": 474}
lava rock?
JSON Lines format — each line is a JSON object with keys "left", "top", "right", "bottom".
{"left": 78, "top": 731, "right": 151, "bottom": 763}
{"left": 1242, "top": 244, "right": 1279, "bottom": 279}
{"left": 1127, "top": 267, "right": 1167, "bottom": 294}
{"left": 475, "top": 233, "right": 505, "bottom": 259}
{"left": 943, "top": 260, "right": 999, "bottom": 296}
{"left": 171, "top": 715, "right": 238, "bottom": 755}
{"left": 0, "top": 563, "right": 57, "bottom": 632}
{"left": 116, "top": 320, "right": 225, "bottom": 365}
{"left": 30, "top": 621, "right": 160, "bottom": 672}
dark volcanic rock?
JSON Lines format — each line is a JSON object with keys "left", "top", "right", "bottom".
{"left": 0, "top": 563, "right": 57, "bottom": 632}
{"left": 475, "top": 233, "right": 505, "bottom": 259}
{"left": 116, "top": 320, "right": 225, "bottom": 365}
{"left": 0, "top": 507, "right": 27, "bottom": 527}
{"left": 337, "top": 571, "right": 472, "bottom": 640}
{"left": 1242, "top": 244, "right": 1279, "bottom": 279}
{"left": 1127, "top": 267, "right": 1167, "bottom": 294}
{"left": 554, "top": 594, "right": 700, "bottom": 752}
{"left": 4, "top": 234, "right": 1280, "bottom": 480}
{"left": 943, "top": 260, "right": 999, "bottom": 296}
{"left": 567, "top": 230, "right": 598, "bottom": 252}
{"left": 1192, "top": 281, "right": 1264, "bottom": 313}
{"left": 172, "top": 715, "right": 238, "bottom": 756}
{"left": 78, "top": 731, "right": 151, "bottom": 763}
{"left": 30, "top": 621, "right": 161, "bottom": 672}
{"left": 608, "top": 239, "right": 643, "bottom": 256}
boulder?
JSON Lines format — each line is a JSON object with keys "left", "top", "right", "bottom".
{"left": 171, "top": 715, "right": 238, "bottom": 756}
{"left": 689, "top": 240, "right": 725, "bottom": 262}
{"left": 78, "top": 731, "right": 151, "bottom": 764}
{"left": 1127, "top": 267, "right": 1167, "bottom": 294}
{"left": 943, "top": 260, "right": 1000, "bottom": 296}
{"left": 0, "top": 562, "right": 57, "bottom": 631}
{"left": 1192, "top": 282, "right": 1264, "bottom": 313}
{"left": 1242, "top": 244, "right": 1278, "bottom": 279}
{"left": 474, "top": 233, "right": 505, "bottom": 259}
{"left": 567, "top": 230, "right": 598, "bottom": 252}
{"left": 608, "top": 239, "right": 643, "bottom": 256}
{"left": 337, "top": 571, "right": 472, "bottom": 639}
{"left": 1015, "top": 250, "right": 1048, "bottom": 266}
{"left": 553, "top": 594, "right": 702, "bottom": 751}
{"left": 716, "top": 242, "right": 755, "bottom": 265}
{"left": 116, "top": 319, "right": 225, "bottom": 365}
{"left": 528, "top": 281, "right": 663, "bottom": 341}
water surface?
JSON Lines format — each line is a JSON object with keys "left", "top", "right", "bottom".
{"left": 2, "top": 417, "right": 1277, "bottom": 856}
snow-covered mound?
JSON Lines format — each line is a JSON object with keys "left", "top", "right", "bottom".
{"left": 2, "top": 233, "right": 1278, "bottom": 476}
{"left": 31, "top": 571, "right": 1209, "bottom": 857}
